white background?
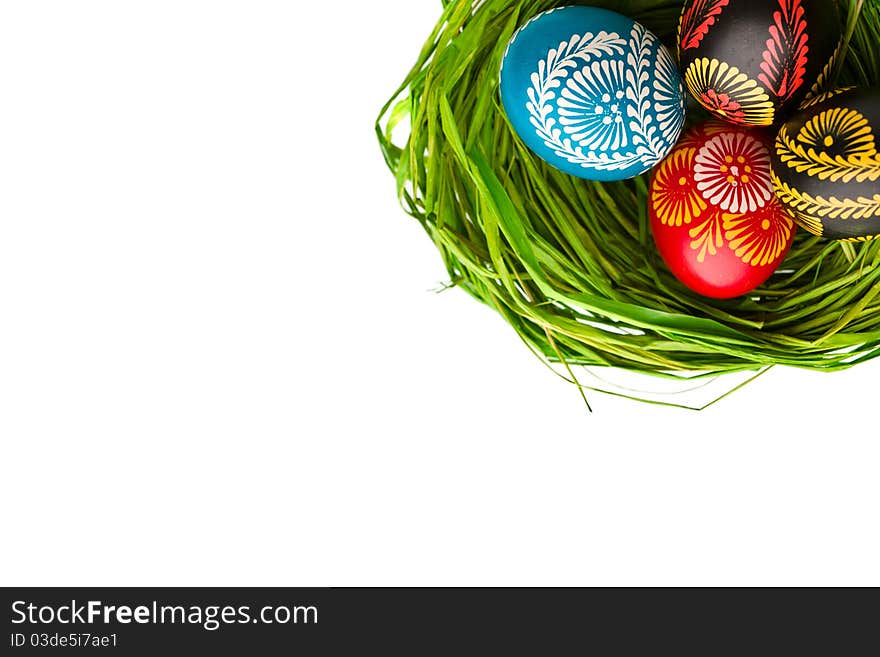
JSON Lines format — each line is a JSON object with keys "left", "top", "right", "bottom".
{"left": 1, "top": 0, "right": 878, "bottom": 586}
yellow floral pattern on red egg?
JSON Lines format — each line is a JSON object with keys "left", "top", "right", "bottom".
{"left": 687, "top": 210, "right": 726, "bottom": 263}
{"left": 652, "top": 126, "right": 795, "bottom": 266}
{"left": 723, "top": 207, "right": 795, "bottom": 267}
{"left": 650, "top": 147, "right": 707, "bottom": 227}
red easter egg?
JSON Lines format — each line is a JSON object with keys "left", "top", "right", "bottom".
{"left": 649, "top": 122, "right": 797, "bottom": 299}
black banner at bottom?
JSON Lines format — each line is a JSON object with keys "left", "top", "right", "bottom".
{"left": 0, "top": 587, "right": 873, "bottom": 654}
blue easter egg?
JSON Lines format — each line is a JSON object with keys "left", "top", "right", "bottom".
{"left": 500, "top": 6, "right": 686, "bottom": 181}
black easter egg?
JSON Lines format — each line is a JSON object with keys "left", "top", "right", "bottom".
{"left": 678, "top": 0, "right": 842, "bottom": 127}
{"left": 772, "top": 88, "right": 880, "bottom": 241}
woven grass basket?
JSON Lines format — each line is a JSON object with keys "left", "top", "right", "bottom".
{"left": 376, "top": 0, "right": 880, "bottom": 408}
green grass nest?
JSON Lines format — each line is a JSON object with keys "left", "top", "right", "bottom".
{"left": 376, "top": 0, "right": 880, "bottom": 407}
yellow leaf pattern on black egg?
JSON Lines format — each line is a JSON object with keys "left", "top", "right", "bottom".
{"left": 772, "top": 172, "right": 880, "bottom": 222}
{"left": 798, "top": 86, "right": 855, "bottom": 111}
{"left": 792, "top": 208, "right": 824, "bottom": 236}
{"left": 684, "top": 58, "right": 775, "bottom": 126}
{"left": 776, "top": 119, "right": 880, "bottom": 183}
{"left": 770, "top": 172, "right": 821, "bottom": 236}
{"left": 841, "top": 235, "right": 880, "bottom": 242}
{"left": 797, "top": 107, "right": 877, "bottom": 160}
{"left": 802, "top": 41, "right": 843, "bottom": 104}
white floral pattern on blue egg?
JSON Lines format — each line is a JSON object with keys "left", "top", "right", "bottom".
{"left": 501, "top": 6, "right": 686, "bottom": 181}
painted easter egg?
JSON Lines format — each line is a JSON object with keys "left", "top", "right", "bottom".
{"left": 500, "top": 6, "right": 685, "bottom": 181}
{"left": 772, "top": 88, "right": 880, "bottom": 241}
{"left": 650, "top": 122, "right": 797, "bottom": 298}
{"left": 678, "top": 0, "right": 842, "bottom": 127}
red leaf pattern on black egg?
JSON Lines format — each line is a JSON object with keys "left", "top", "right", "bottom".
{"left": 679, "top": 0, "right": 731, "bottom": 51}
{"left": 758, "top": 0, "right": 809, "bottom": 103}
